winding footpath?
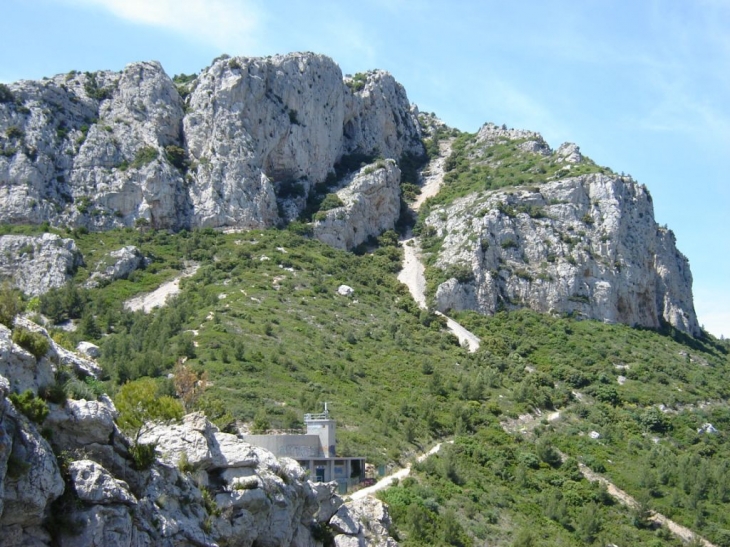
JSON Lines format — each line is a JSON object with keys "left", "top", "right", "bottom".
{"left": 579, "top": 463, "right": 716, "bottom": 546}
{"left": 506, "top": 410, "right": 716, "bottom": 547}
{"left": 397, "top": 139, "right": 481, "bottom": 352}
{"left": 124, "top": 262, "right": 199, "bottom": 313}
{"left": 349, "top": 441, "right": 453, "bottom": 500}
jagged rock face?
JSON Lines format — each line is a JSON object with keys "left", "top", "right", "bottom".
{"left": 0, "top": 386, "right": 65, "bottom": 536}
{"left": 342, "top": 71, "right": 424, "bottom": 160}
{"left": 0, "top": 342, "right": 393, "bottom": 547}
{"left": 313, "top": 160, "right": 401, "bottom": 250}
{"left": 1, "top": 53, "right": 423, "bottom": 232}
{"left": 0, "top": 233, "right": 82, "bottom": 296}
{"left": 334, "top": 498, "right": 398, "bottom": 547}
{"left": 0, "top": 62, "right": 189, "bottom": 230}
{"left": 427, "top": 173, "right": 700, "bottom": 335}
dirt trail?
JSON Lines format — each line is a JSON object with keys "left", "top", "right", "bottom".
{"left": 397, "top": 241, "right": 427, "bottom": 309}
{"left": 503, "top": 411, "right": 715, "bottom": 547}
{"left": 124, "top": 262, "right": 199, "bottom": 313}
{"left": 397, "top": 138, "right": 481, "bottom": 352}
{"left": 349, "top": 441, "right": 452, "bottom": 500}
{"left": 579, "top": 464, "right": 716, "bottom": 546}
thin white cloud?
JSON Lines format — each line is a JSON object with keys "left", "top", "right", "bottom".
{"left": 58, "top": 0, "right": 262, "bottom": 52}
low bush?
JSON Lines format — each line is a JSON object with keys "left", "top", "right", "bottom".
{"left": 0, "top": 282, "right": 23, "bottom": 327}
{"left": 12, "top": 327, "right": 50, "bottom": 358}
{"left": 129, "top": 442, "right": 157, "bottom": 470}
{"left": 130, "top": 146, "right": 159, "bottom": 169}
{"left": 9, "top": 390, "right": 49, "bottom": 424}
{"left": 0, "top": 83, "right": 14, "bottom": 103}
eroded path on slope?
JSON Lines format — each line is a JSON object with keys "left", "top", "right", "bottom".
{"left": 124, "top": 262, "right": 199, "bottom": 313}
{"left": 397, "top": 138, "right": 481, "bottom": 352}
{"left": 349, "top": 441, "right": 453, "bottom": 500}
{"left": 503, "top": 411, "right": 717, "bottom": 547}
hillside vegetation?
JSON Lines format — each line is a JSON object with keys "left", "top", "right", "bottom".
{"left": 3, "top": 220, "right": 729, "bottom": 546}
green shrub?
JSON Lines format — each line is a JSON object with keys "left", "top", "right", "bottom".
{"left": 9, "top": 390, "right": 49, "bottom": 424}
{"left": 12, "top": 327, "right": 50, "bottom": 358}
{"left": 319, "top": 193, "right": 344, "bottom": 211}
{"left": 201, "top": 488, "right": 221, "bottom": 516}
{"left": 346, "top": 73, "right": 368, "bottom": 92}
{"left": 130, "top": 146, "right": 159, "bottom": 169}
{"left": 0, "top": 83, "right": 14, "bottom": 103}
{"left": 40, "top": 381, "right": 68, "bottom": 405}
{"left": 164, "top": 145, "right": 188, "bottom": 171}
{"left": 0, "top": 282, "right": 23, "bottom": 327}
{"left": 129, "top": 442, "right": 157, "bottom": 470}
{"left": 6, "top": 126, "right": 23, "bottom": 140}
{"left": 114, "top": 378, "right": 184, "bottom": 441}
{"left": 84, "top": 73, "right": 113, "bottom": 101}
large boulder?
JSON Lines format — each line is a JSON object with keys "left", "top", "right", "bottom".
{"left": 84, "top": 246, "right": 147, "bottom": 288}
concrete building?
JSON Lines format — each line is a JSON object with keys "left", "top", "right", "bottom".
{"left": 242, "top": 404, "right": 366, "bottom": 492}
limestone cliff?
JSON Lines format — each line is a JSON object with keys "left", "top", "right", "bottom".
{"left": 0, "top": 53, "right": 423, "bottom": 231}
{"left": 424, "top": 125, "right": 699, "bottom": 335}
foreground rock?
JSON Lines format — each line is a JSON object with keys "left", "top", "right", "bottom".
{"left": 0, "top": 323, "right": 397, "bottom": 546}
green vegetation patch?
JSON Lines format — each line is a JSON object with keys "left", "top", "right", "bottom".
{"left": 424, "top": 132, "right": 612, "bottom": 210}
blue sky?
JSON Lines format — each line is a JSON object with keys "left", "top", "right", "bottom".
{"left": 2, "top": 0, "right": 728, "bottom": 338}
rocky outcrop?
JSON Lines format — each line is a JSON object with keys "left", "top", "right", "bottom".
{"left": 84, "top": 245, "right": 146, "bottom": 288}
{"left": 333, "top": 498, "right": 398, "bottom": 547}
{"left": 0, "top": 376, "right": 65, "bottom": 546}
{"left": 0, "top": 321, "right": 396, "bottom": 546}
{"left": 0, "top": 233, "right": 82, "bottom": 296}
{"left": 0, "top": 53, "right": 422, "bottom": 232}
{"left": 426, "top": 172, "right": 700, "bottom": 335}
{"left": 313, "top": 160, "right": 401, "bottom": 250}
{"left": 0, "top": 322, "right": 55, "bottom": 394}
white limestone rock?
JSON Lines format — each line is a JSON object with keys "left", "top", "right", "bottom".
{"left": 76, "top": 341, "right": 100, "bottom": 358}
{"left": 331, "top": 505, "right": 361, "bottom": 535}
{"left": 337, "top": 285, "right": 355, "bottom": 297}
{"left": 57, "top": 504, "right": 135, "bottom": 547}
{"left": 313, "top": 160, "right": 401, "bottom": 250}
{"left": 0, "top": 323, "right": 54, "bottom": 395}
{"left": 84, "top": 246, "right": 146, "bottom": 288}
{"left": 0, "top": 405, "right": 65, "bottom": 528}
{"left": 68, "top": 460, "right": 136, "bottom": 505}
{"left": 13, "top": 316, "right": 102, "bottom": 380}
{"left": 0, "top": 234, "right": 82, "bottom": 296}
{"left": 557, "top": 142, "right": 583, "bottom": 163}
{"left": 0, "top": 62, "right": 189, "bottom": 230}
{"left": 1, "top": 53, "right": 423, "bottom": 233}
{"left": 427, "top": 173, "right": 700, "bottom": 336}
{"left": 44, "top": 395, "right": 118, "bottom": 449}
{"left": 334, "top": 497, "right": 399, "bottom": 547}
{"left": 314, "top": 481, "right": 343, "bottom": 523}
{"left": 138, "top": 411, "right": 215, "bottom": 469}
